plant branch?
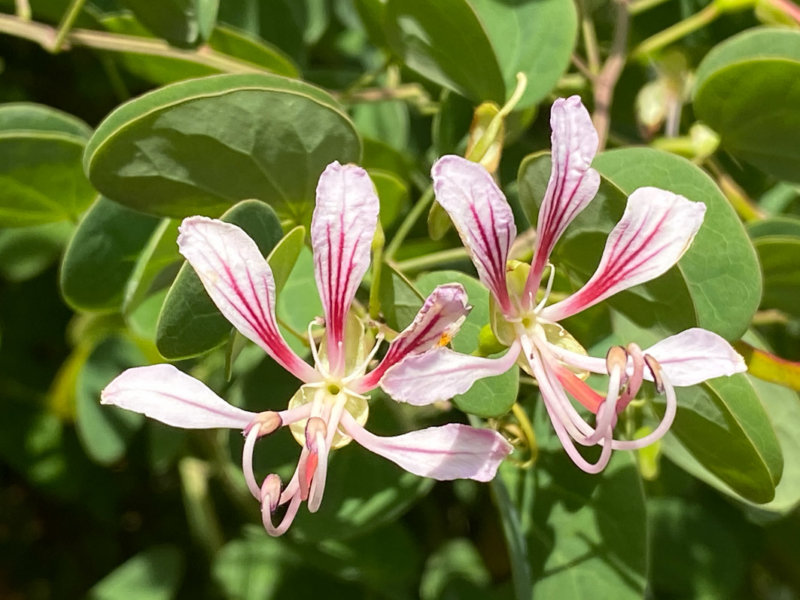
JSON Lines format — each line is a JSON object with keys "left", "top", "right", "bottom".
{"left": 633, "top": 4, "right": 719, "bottom": 58}
{"left": 52, "top": 0, "right": 87, "bottom": 52}
{"left": 592, "top": 0, "right": 630, "bottom": 150}
{"left": 0, "top": 13, "right": 265, "bottom": 72}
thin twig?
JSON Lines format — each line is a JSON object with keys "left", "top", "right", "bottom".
{"left": 592, "top": 0, "right": 630, "bottom": 150}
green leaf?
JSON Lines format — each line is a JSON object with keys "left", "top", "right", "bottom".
{"left": 0, "top": 102, "right": 92, "bottom": 138}
{"left": 0, "top": 129, "right": 96, "bottom": 226}
{"left": 122, "top": 219, "right": 182, "bottom": 315}
{"left": 521, "top": 445, "right": 648, "bottom": 599}
{"left": 420, "top": 539, "right": 491, "bottom": 600}
{"left": 693, "top": 28, "right": 800, "bottom": 182}
{"left": 156, "top": 200, "right": 283, "bottom": 359}
{"left": 84, "top": 73, "right": 361, "bottom": 224}
{"left": 352, "top": 101, "right": 410, "bottom": 152}
{"left": 275, "top": 245, "right": 322, "bottom": 356}
{"left": 416, "top": 270, "right": 519, "bottom": 417}
{"left": 101, "top": 14, "right": 299, "bottom": 84}
{"left": 89, "top": 545, "right": 184, "bottom": 600}
{"left": 747, "top": 217, "right": 800, "bottom": 317}
{"left": 519, "top": 148, "right": 761, "bottom": 340}
{"left": 75, "top": 336, "right": 147, "bottom": 465}
{"left": 60, "top": 197, "right": 161, "bottom": 312}
{"left": 121, "top": 0, "right": 219, "bottom": 46}
{"left": 0, "top": 221, "right": 73, "bottom": 282}
{"left": 378, "top": 263, "right": 425, "bottom": 331}
{"left": 385, "top": 0, "right": 575, "bottom": 108}
{"left": 662, "top": 373, "right": 783, "bottom": 504}
{"left": 369, "top": 169, "right": 410, "bottom": 231}
{"left": 266, "top": 225, "right": 305, "bottom": 295}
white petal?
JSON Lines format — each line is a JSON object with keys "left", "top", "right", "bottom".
{"left": 527, "top": 96, "right": 600, "bottom": 297}
{"left": 341, "top": 414, "right": 511, "bottom": 482}
{"left": 356, "top": 283, "right": 471, "bottom": 391}
{"left": 542, "top": 187, "right": 706, "bottom": 321}
{"left": 101, "top": 364, "right": 255, "bottom": 429}
{"left": 644, "top": 328, "right": 746, "bottom": 386}
{"left": 432, "top": 155, "right": 516, "bottom": 314}
{"left": 178, "top": 217, "right": 317, "bottom": 382}
{"left": 311, "top": 162, "right": 379, "bottom": 375}
{"left": 380, "top": 342, "right": 520, "bottom": 406}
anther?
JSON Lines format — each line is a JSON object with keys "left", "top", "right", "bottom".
{"left": 261, "top": 474, "right": 282, "bottom": 513}
{"left": 246, "top": 411, "right": 282, "bottom": 438}
{"left": 605, "top": 346, "right": 628, "bottom": 375}
{"left": 305, "top": 417, "right": 328, "bottom": 452}
{"left": 644, "top": 354, "right": 665, "bottom": 393}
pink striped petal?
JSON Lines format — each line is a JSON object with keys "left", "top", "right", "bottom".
{"left": 178, "top": 217, "right": 318, "bottom": 382}
{"left": 341, "top": 413, "right": 511, "bottom": 482}
{"left": 541, "top": 187, "right": 706, "bottom": 322}
{"left": 355, "top": 284, "right": 471, "bottom": 391}
{"left": 526, "top": 96, "right": 600, "bottom": 299}
{"left": 432, "top": 155, "right": 516, "bottom": 315}
{"left": 101, "top": 364, "right": 255, "bottom": 429}
{"left": 644, "top": 328, "right": 746, "bottom": 386}
{"left": 311, "top": 162, "right": 379, "bottom": 376}
{"left": 380, "top": 342, "right": 521, "bottom": 406}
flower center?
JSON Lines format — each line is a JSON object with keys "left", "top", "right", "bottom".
{"left": 287, "top": 383, "right": 369, "bottom": 449}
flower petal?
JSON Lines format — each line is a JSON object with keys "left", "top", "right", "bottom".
{"left": 178, "top": 216, "right": 317, "bottom": 382}
{"left": 101, "top": 364, "right": 255, "bottom": 429}
{"left": 355, "top": 283, "right": 471, "bottom": 391}
{"left": 526, "top": 96, "right": 600, "bottom": 299}
{"left": 644, "top": 328, "right": 746, "bottom": 386}
{"left": 311, "top": 162, "right": 379, "bottom": 376}
{"left": 541, "top": 187, "right": 706, "bottom": 321}
{"left": 340, "top": 413, "right": 511, "bottom": 482}
{"left": 432, "top": 155, "right": 516, "bottom": 314}
{"left": 380, "top": 342, "right": 520, "bottom": 406}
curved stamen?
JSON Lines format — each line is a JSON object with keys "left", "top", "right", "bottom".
{"left": 533, "top": 263, "right": 556, "bottom": 313}
{"left": 262, "top": 488, "right": 302, "bottom": 537}
{"left": 611, "top": 355, "right": 676, "bottom": 450}
{"left": 617, "top": 343, "right": 645, "bottom": 413}
{"left": 581, "top": 347, "right": 625, "bottom": 446}
{"left": 342, "top": 333, "right": 385, "bottom": 385}
{"left": 308, "top": 320, "right": 329, "bottom": 379}
{"left": 241, "top": 426, "right": 262, "bottom": 500}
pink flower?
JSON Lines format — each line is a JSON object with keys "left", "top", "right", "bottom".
{"left": 101, "top": 162, "right": 511, "bottom": 536}
{"left": 393, "top": 96, "right": 745, "bottom": 474}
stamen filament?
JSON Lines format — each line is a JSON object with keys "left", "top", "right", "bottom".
{"left": 534, "top": 263, "right": 556, "bottom": 313}
{"left": 241, "top": 426, "right": 262, "bottom": 500}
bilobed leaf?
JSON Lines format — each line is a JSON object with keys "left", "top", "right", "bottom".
{"left": 84, "top": 73, "right": 361, "bottom": 224}
{"left": 693, "top": 28, "right": 800, "bottom": 182}
{"left": 524, "top": 447, "right": 648, "bottom": 599}
{"left": 75, "top": 336, "right": 147, "bottom": 465}
{"left": 156, "top": 200, "right": 283, "bottom": 359}
{"left": 368, "top": 169, "right": 410, "bottom": 231}
{"left": 519, "top": 148, "right": 762, "bottom": 340}
{"left": 0, "top": 102, "right": 92, "bottom": 138}
{"left": 384, "top": 0, "right": 575, "bottom": 108}
{"left": 60, "top": 197, "right": 161, "bottom": 312}
{"left": 89, "top": 545, "right": 184, "bottom": 600}
{"left": 101, "top": 14, "right": 298, "bottom": 84}
{"left": 661, "top": 373, "right": 783, "bottom": 504}
{"left": 122, "top": 219, "right": 182, "bottom": 315}
{"left": 378, "top": 263, "right": 425, "bottom": 332}
{"left": 266, "top": 225, "right": 305, "bottom": 295}
{"left": 416, "top": 271, "right": 519, "bottom": 418}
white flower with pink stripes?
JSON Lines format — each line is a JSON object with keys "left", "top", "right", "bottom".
{"left": 387, "top": 96, "right": 745, "bottom": 474}
{"left": 101, "top": 162, "right": 511, "bottom": 535}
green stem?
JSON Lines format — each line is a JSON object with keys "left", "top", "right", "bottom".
{"left": 629, "top": 0, "right": 671, "bottom": 14}
{"left": 633, "top": 4, "right": 720, "bottom": 58}
{"left": 577, "top": 0, "right": 601, "bottom": 73}
{"left": 384, "top": 186, "right": 434, "bottom": 262}
{"left": 52, "top": 0, "right": 87, "bottom": 52}
{"left": 394, "top": 247, "right": 469, "bottom": 273}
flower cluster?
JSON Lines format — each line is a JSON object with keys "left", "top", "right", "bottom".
{"left": 102, "top": 97, "right": 745, "bottom": 536}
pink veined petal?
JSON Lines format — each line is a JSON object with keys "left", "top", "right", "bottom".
{"left": 526, "top": 96, "right": 600, "bottom": 302}
{"left": 340, "top": 412, "right": 511, "bottom": 482}
{"left": 355, "top": 283, "right": 471, "bottom": 392}
{"left": 541, "top": 187, "right": 707, "bottom": 322}
{"left": 379, "top": 341, "right": 521, "bottom": 406}
{"left": 101, "top": 364, "right": 255, "bottom": 429}
{"left": 432, "top": 155, "right": 516, "bottom": 315}
{"left": 643, "top": 328, "right": 746, "bottom": 386}
{"left": 178, "top": 217, "right": 318, "bottom": 383}
{"left": 311, "top": 162, "right": 379, "bottom": 376}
